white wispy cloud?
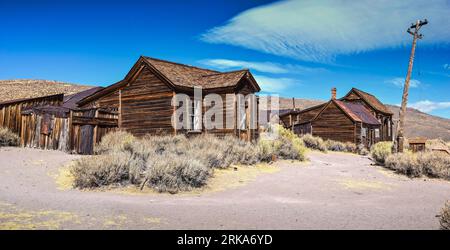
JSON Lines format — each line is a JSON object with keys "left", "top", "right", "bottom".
{"left": 444, "top": 64, "right": 450, "bottom": 70}
{"left": 201, "top": 0, "right": 450, "bottom": 63}
{"left": 409, "top": 100, "right": 450, "bottom": 112}
{"left": 199, "top": 58, "right": 326, "bottom": 74}
{"left": 385, "top": 77, "right": 421, "bottom": 88}
{"left": 253, "top": 74, "right": 301, "bottom": 93}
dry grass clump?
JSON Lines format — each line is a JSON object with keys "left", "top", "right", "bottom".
{"left": 417, "top": 152, "right": 450, "bottom": 180}
{"left": 385, "top": 152, "right": 421, "bottom": 177}
{"left": 71, "top": 129, "right": 306, "bottom": 193}
{"left": 146, "top": 155, "right": 212, "bottom": 193}
{"left": 439, "top": 201, "right": 450, "bottom": 230}
{"left": 325, "top": 140, "right": 346, "bottom": 152}
{"left": 384, "top": 151, "right": 450, "bottom": 179}
{"left": 301, "top": 134, "right": 327, "bottom": 152}
{"left": 0, "top": 128, "right": 19, "bottom": 147}
{"left": 94, "top": 130, "right": 136, "bottom": 154}
{"left": 258, "top": 125, "right": 306, "bottom": 161}
{"left": 70, "top": 152, "right": 132, "bottom": 188}
{"left": 357, "top": 144, "right": 369, "bottom": 156}
{"left": 323, "top": 139, "right": 369, "bottom": 155}
{"left": 370, "top": 141, "right": 393, "bottom": 164}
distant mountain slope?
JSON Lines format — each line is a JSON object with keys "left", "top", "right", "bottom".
{"left": 0, "top": 79, "right": 94, "bottom": 102}
{"left": 261, "top": 96, "right": 450, "bottom": 141}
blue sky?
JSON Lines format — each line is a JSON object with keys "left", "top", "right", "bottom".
{"left": 1, "top": 0, "right": 449, "bottom": 118}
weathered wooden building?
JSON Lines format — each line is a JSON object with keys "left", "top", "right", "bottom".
{"left": 280, "top": 88, "right": 393, "bottom": 147}
{"left": 77, "top": 56, "right": 261, "bottom": 141}
{"left": 0, "top": 94, "right": 64, "bottom": 134}
{"left": 1, "top": 56, "right": 261, "bottom": 154}
{"left": 19, "top": 87, "right": 119, "bottom": 154}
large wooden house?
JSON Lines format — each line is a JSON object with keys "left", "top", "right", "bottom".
{"left": 0, "top": 56, "right": 261, "bottom": 154}
{"left": 77, "top": 56, "right": 261, "bottom": 140}
{"left": 280, "top": 88, "right": 393, "bottom": 147}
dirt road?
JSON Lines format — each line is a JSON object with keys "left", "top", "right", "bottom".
{"left": 0, "top": 147, "right": 449, "bottom": 229}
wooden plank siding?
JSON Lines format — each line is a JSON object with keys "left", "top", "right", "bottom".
{"left": 311, "top": 102, "right": 356, "bottom": 143}
{"left": 120, "top": 67, "right": 174, "bottom": 136}
{"left": 0, "top": 95, "right": 63, "bottom": 134}
{"left": 80, "top": 65, "right": 259, "bottom": 141}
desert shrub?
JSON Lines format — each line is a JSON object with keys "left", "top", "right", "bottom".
{"left": 440, "top": 201, "right": 450, "bottom": 230}
{"left": 383, "top": 151, "right": 450, "bottom": 180}
{"left": 188, "top": 135, "right": 259, "bottom": 168}
{"left": 95, "top": 130, "right": 136, "bottom": 154}
{"left": 357, "top": 144, "right": 369, "bottom": 156}
{"left": 73, "top": 129, "right": 307, "bottom": 192}
{"left": 142, "top": 134, "right": 189, "bottom": 155}
{"left": 384, "top": 152, "right": 421, "bottom": 177}
{"left": 417, "top": 152, "right": 450, "bottom": 180}
{"left": 344, "top": 142, "right": 357, "bottom": 153}
{"left": 257, "top": 139, "right": 277, "bottom": 162}
{"left": 71, "top": 151, "right": 132, "bottom": 188}
{"left": 301, "top": 134, "right": 327, "bottom": 152}
{"left": 145, "top": 155, "right": 211, "bottom": 193}
{"left": 325, "top": 140, "right": 346, "bottom": 152}
{"left": 370, "top": 141, "right": 393, "bottom": 164}
{"left": 261, "top": 125, "right": 307, "bottom": 161}
{"left": 0, "top": 128, "right": 19, "bottom": 147}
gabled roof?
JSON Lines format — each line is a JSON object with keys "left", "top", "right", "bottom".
{"left": 77, "top": 56, "right": 260, "bottom": 106}
{"left": 305, "top": 99, "right": 380, "bottom": 126}
{"left": 344, "top": 88, "right": 393, "bottom": 115}
{"left": 143, "top": 57, "right": 259, "bottom": 90}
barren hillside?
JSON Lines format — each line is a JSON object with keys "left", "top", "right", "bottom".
{"left": 262, "top": 96, "right": 450, "bottom": 141}
{"left": 0, "top": 79, "right": 94, "bottom": 102}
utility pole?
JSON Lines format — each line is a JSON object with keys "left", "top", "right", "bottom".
{"left": 396, "top": 19, "right": 428, "bottom": 153}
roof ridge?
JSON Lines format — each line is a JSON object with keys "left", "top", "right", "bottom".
{"left": 202, "top": 69, "right": 248, "bottom": 77}
{"left": 143, "top": 56, "right": 220, "bottom": 73}
{"left": 352, "top": 87, "right": 376, "bottom": 97}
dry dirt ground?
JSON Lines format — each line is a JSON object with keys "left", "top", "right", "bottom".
{"left": 0, "top": 147, "right": 449, "bottom": 229}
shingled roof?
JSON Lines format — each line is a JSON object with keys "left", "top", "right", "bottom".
{"left": 77, "top": 57, "right": 260, "bottom": 106}
{"left": 143, "top": 57, "right": 259, "bottom": 90}
{"left": 349, "top": 88, "right": 393, "bottom": 114}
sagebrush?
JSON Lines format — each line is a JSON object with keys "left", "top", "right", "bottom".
{"left": 384, "top": 151, "right": 450, "bottom": 179}
{"left": 301, "top": 134, "right": 327, "bottom": 152}
{"left": 440, "top": 201, "right": 450, "bottom": 230}
{"left": 71, "top": 129, "right": 306, "bottom": 193}
{"left": 370, "top": 141, "right": 393, "bottom": 164}
{"left": 0, "top": 128, "right": 19, "bottom": 147}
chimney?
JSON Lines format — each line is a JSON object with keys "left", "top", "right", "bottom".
{"left": 292, "top": 97, "right": 296, "bottom": 110}
{"left": 331, "top": 87, "right": 337, "bottom": 100}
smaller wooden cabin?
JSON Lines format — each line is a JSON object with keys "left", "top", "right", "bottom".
{"left": 19, "top": 87, "right": 120, "bottom": 154}
{"left": 0, "top": 94, "right": 64, "bottom": 134}
{"left": 408, "top": 137, "right": 427, "bottom": 153}
{"left": 280, "top": 88, "right": 393, "bottom": 147}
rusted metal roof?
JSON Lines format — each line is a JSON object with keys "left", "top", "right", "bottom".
{"left": 62, "top": 87, "right": 103, "bottom": 109}
{"left": 350, "top": 88, "right": 393, "bottom": 115}
{"left": 334, "top": 100, "right": 381, "bottom": 125}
